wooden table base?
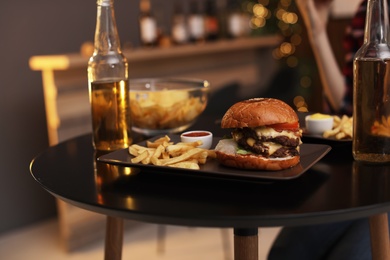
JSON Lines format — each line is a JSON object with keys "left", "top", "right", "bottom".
{"left": 104, "top": 216, "right": 124, "bottom": 260}
{"left": 369, "top": 213, "right": 390, "bottom": 260}
{"left": 234, "top": 228, "right": 258, "bottom": 260}
{"left": 101, "top": 215, "right": 390, "bottom": 260}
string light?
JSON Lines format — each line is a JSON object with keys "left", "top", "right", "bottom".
{"left": 245, "top": 0, "right": 311, "bottom": 112}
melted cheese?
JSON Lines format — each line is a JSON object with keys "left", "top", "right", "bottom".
{"left": 263, "top": 142, "right": 300, "bottom": 155}
{"left": 230, "top": 127, "right": 302, "bottom": 156}
{"left": 246, "top": 137, "right": 256, "bottom": 147}
{"left": 259, "top": 126, "right": 301, "bottom": 156}
{"left": 255, "top": 126, "right": 299, "bottom": 139}
{"left": 263, "top": 142, "right": 282, "bottom": 155}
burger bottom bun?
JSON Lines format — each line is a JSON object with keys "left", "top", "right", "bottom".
{"left": 216, "top": 152, "right": 300, "bottom": 171}
{"left": 215, "top": 139, "right": 300, "bottom": 171}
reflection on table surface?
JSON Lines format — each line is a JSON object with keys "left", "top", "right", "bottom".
{"left": 30, "top": 119, "right": 390, "bottom": 228}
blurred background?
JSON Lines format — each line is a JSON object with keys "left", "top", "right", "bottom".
{"left": 0, "top": 0, "right": 360, "bottom": 251}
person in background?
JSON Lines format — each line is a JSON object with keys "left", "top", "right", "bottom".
{"left": 296, "top": 0, "right": 369, "bottom": 116}
{"left": 268, "top": 0, "right": 390, "bottom": 259}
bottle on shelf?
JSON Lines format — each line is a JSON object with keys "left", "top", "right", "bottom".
{"left": 139, "top": 0, "right": 158, "bottom": 47}
{"left": 216, "top": 0, "right": 228, "bottom": 39}
{"left": 226, "top": 0, "right": 243, "bottom": 38}
{"left": 171, "top": 1, "right": 189, "bottom": 45}
{"left": 226, "top": 0, "right": 250, "bottom": 38}
{"left": 188, "top": 0, "right": 206, "bottom": 43}
{"left": 204, "top": 0, "right": 220, "bottom": 41}
{"left": 353, "top": 0, "right": 390, "bottom": 163}
{"left": 87, "top": 0, "right": 132, "bottom": 151}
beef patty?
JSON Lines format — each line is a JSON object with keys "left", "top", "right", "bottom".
{"left": 232, "top": 127, "right": 300, "bottom": 158}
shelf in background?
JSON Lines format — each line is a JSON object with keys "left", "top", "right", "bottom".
{"left": 30, "top": 36, "right": 282, "bottom": 70}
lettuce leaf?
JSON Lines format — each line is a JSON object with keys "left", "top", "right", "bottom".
{"left": 236, "top": 147, "right": 252, "bottom": 155}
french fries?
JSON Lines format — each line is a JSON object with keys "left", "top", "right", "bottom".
{"left": 129, "top": 135, "right": 216, "bottom": 169}
{"left": 372, "top": 115, "right": 390, "bottom": 137}
{"left": 323, "top": 115, "right": 353, "bottom": 139}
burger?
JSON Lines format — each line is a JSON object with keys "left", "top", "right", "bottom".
{"left": 215, "top": 98, "right": 302, "bottom": 171}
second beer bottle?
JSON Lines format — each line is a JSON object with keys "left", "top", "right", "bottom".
{"left": 353, "top": 0, "right": 390, "bottom": 163}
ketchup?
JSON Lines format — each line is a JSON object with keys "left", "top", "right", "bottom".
{"left": 182, "top": 131, "right": 210, "bottom": 137}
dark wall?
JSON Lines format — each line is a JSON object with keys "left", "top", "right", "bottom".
{"left": 0, "top": 0, "right": 195, "bottom": 235}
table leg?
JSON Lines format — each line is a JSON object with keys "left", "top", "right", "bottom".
{"left": 369, "top": 213, "right": 390, "bottom": 260}
{"left": 104, "top": 216, "right": 124, "bottom": 260}
{"left": 156, "top": 225, "right": 166, "bottom": 254}
{"left": 234, "top": 228, "right": 258, "bottom": 260}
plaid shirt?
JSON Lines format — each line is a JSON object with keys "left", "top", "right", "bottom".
{"left": 338, "top": 0, "right": 366, "bottom": 116}
{"left": 337, "top": 0, "right": 390, "bottom": 116}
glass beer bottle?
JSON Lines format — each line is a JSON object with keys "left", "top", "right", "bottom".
{"left": 188, "top": 0, "right": 205, "bottom": 43}
{"left": 353, "top": 0, "right": 390, "bottom": 163}
{"left": 204, "top": 0, "right": 220, "bottom": 41}
{"left": 171, "top": 1, "right": 189, "bottom": 45}
{"left": 139, "top": 0, "right": 158, "bottom": 47}
{"left": 88, "top": 0, "right": 132, "bottom": 151}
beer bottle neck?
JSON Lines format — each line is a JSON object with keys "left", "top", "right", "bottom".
{"left": 364, "top": 0, "right": 390, "bottom": 44}
{"left": 94, "top": 0, "right": 122, "bottom": 54}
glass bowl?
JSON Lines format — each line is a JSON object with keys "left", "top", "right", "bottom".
{"left": 129, "top": 78, "right": 210, "bottom": 136}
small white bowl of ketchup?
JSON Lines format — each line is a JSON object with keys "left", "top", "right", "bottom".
{"left": 180, "top": 130, "right": 213, "bottom": 149}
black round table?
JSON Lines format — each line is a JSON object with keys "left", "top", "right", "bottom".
{"left": 30, "top": 132, "right": 390, "bottom": 260}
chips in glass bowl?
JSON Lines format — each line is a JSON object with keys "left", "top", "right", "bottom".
{"left": 129, "top": 78, "right": 210, "bottom": 136}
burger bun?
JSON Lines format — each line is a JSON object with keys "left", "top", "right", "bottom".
{"left": 221, "top": 98, "right": 299, "bottom": 129}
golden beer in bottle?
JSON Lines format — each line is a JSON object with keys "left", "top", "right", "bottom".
{"left": 353, "top": 0, "right": 390, "bottom": 163}
{"left": 88, "top": 0, "right": 132, "bottom": 151}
